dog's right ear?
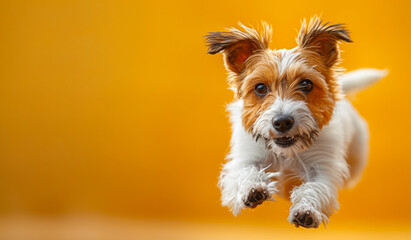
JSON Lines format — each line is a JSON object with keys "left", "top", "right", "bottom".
{"left": 205, "top": 23, "right": 272, "bottom": 74}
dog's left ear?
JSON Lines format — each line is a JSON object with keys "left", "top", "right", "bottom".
{"left": 297, "top": 16, "right": 352, "bottom": 68}
{"left": 205, "top": 23, "right": 271, "bottom": 74}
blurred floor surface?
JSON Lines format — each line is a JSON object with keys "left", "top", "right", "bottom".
{"left": 0, "top": 215, "right": 410, "bottom": 240}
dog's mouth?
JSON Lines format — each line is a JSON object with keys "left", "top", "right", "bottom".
{"left": 256, "top": 130, "right": 319, "bottom": 151}
{"left": 273, "top": 135, "right": 298, "bottom": 148}
{"left": 272, "top": 130, "right": 319, "bottom": 149}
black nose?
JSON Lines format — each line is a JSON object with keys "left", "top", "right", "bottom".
{"left": 273, "top": 115, "right": 294, "bottom": 133}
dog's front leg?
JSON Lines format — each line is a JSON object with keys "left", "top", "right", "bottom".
{"left": 288, "top": 168, "right": 344, "bottom": 228}
{"left": 218, "top": 159, "right": 279, "bottom": 216}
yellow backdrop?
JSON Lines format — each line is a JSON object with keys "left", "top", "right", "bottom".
{"left": 0, "top": 0, "right": 410, "bottom": 238}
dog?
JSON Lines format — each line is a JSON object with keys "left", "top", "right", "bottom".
{"left": 205, "top": 16, "right": 386, "bottom": 228}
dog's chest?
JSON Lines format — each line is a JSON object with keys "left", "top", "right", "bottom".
{"left": 264, "top": 154, "right": 305, "bottom": 199}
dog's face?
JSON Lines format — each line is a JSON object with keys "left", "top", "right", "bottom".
{"left": 206, "top": 17, "right": 351, "bottom": 156}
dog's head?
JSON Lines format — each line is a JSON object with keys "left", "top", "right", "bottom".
{"left": 206, "top": 17, "right": 351, "bottom": 156}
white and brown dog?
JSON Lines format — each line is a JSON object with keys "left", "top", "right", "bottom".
{"left": 206, "top": 17, "right": 386, "bottom": 228}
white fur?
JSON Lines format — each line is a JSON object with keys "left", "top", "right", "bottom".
{"left": 218, "top": 69, "right": 385, "bottom": 226}
{"left": 340, "top": 68, "right": 387, "bottom": 93}
{"left": 276, "top": 49, "right": 301, "bottom": 75}
{"left": 219, "top": 101, "right": 279, "bottom": 216}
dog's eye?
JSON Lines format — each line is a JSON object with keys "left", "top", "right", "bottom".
{"left": 255, "top": 83, "right": 268, "bottom": 96}
{"left": 298, "top": 79, "right": 313, "bottom": 93}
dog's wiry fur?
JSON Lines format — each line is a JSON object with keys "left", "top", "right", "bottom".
{"left": 206, "top": 16, "right": 386, "bottom": 228}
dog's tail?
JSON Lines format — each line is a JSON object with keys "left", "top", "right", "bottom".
{"left": 340, "top": 68, "right": 388, "bottom": 94}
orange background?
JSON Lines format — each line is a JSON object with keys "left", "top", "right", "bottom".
{"left": 0, "top": 0, "right": 410, "bottom": 238}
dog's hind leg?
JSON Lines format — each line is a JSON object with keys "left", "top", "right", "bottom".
{"left": 345, "top": 113, "right": 369, "bottom": 188}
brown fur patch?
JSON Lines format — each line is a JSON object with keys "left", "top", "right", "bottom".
{"left": 205, "top": 23, "right": 272, "bottom": 74}
{"left": 297, "top": 16, "right": 352, "bottom": 68}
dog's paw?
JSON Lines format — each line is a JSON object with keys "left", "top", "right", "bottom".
{"left": 243, "top": 185, "right": 269, "bottom": 208}
{"left": 289, "top": 204, "right": 322, "bottom": 228}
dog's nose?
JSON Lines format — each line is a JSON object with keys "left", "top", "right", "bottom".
{"left": 273, "top": 115, "right": 294, "bottom": 133}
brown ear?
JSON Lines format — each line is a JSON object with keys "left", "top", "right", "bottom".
{"left": 297, "top": 16, "right": 352, "bottom": 68}
{"left": 205, "top": 23, "right": 272, "bottom": 73}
